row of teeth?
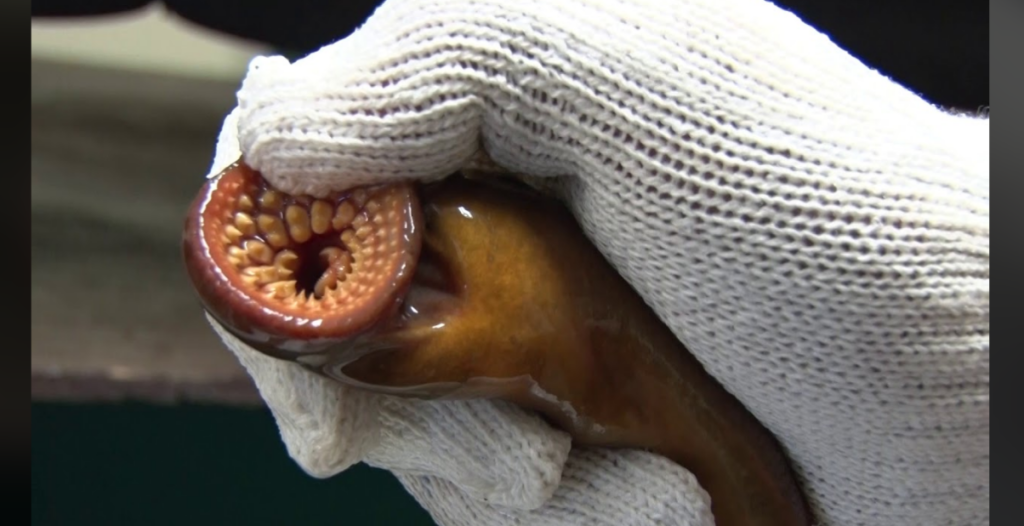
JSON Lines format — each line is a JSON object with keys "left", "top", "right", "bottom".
{"left": 226, "top": 195, "right": 377, "bottom": 249}
{"left": 222, "top": 192, "right": 386, "bottom": 303}
{"left": 227, "top": 244, "right": 356, "bottom": 302}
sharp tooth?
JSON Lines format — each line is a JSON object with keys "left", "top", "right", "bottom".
{"left": 333, "top": 251, "right": 353, "bottom": 271}
{"left": 245, "top": 240, "right": 274, "bottom": 264}
{"left": 242, "top": 265, "right": 279, "bottom": 285}
{"left": 333, "top": 202, "right": 356, "bottom": 230}
{"left": 234, "top": 212, "right": 257, "bottom": 237}
{"left": 340, "top": 230, "right": 356, "bottom": 250}
{"left": 285, "top": 205, "right": 312, "bottom": 243}
{"left": 338, "top": 254, "right": 353, "bottom": 275}
{"left": 313, "top": 269, "right": 338, "bottom": 299}
{"left": 260, "top": 190, "right": 284, "bottom": 211}
{"left": 311, "top": 200, "right": 332, "bottom": 234}
{"left": 319, "top": 247, "right": 345, "bottom": 265}
{"left": 257, "top": 214, "right": 290, "bottom": 248}
{"left": 274, "top": 250, "right": 299, "bottom": 277}
{"left": 266, "top": 280, "right": 296, "bottom": 299}
{"left": 227, "top": 246, "right": 249, "bottom": 267}
{"left": 224, "top": 225, "right": 244, "bottom": 242}
{"left": 237, "top": 195, "right": 254, "bottom": 211}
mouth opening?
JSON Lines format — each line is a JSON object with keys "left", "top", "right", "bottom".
{"left": 182, "top": 160, "right": 423, "bottom": 344}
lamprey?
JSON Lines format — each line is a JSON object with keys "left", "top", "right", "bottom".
{"left": 183, "top": 161, "right": 812, "bottom": 526}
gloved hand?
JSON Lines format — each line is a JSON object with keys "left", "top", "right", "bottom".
{"left": 207, "top": 0, "right": 990, "bottom": 524}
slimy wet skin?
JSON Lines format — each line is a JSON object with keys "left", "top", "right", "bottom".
{"left": 182, "top": 161, "right": 812, "bottom": 526}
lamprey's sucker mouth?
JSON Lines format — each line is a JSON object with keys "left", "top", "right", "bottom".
{"left": 182, "top": 161, "right": 422, "bottom": 347}
{"left": 182, "top": 160, "right": 813, "bottom": 526}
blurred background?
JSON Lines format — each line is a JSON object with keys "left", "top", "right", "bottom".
{"left": 30, "top": 1, "right": 987, "bottom": 525}
{"left": 31, "top": 4, "right": 436, "bottom": 525}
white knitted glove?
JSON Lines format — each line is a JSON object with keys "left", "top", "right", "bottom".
{"left": 207, "top": 0, "right": 990, "bottom": 524}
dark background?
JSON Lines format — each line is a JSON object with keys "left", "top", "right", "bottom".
{"left": 30, "top": 1, "right": 988, "bottom": 525}
{"left": 33, "top": 0, "right": 989, "bottom": 112}
{"left": 32, "top": 403, "right": 434, "bottom": 525}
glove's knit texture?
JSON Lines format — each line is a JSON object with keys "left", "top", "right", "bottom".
{"left": 397, "top": 449, "right": 715, "bottom": 526}
{"left": 218, "top": 0, "right": 989, "bottom": 524}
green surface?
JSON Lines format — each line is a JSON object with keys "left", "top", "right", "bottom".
{"left": 32, "top": 402, "right": 436, "bottom": 526}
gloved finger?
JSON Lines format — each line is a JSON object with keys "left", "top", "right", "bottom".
{"left": 396, "top": 448, "right": 714, "bottom": 526}
{"left": 212, "top": 316, "right": 574, "bottom": 510}
{"left": 209, "top": 315, "right": 384, "bottom": 477}
{"left": 231, "top": 0, "right": 489, "bottom": 196}
{"left": 366, "top": 398, "right": 572, "bottom": 510}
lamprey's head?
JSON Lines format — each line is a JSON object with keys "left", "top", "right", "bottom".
{"left": 182, "top": 161, "right": 422, "bottom": 353}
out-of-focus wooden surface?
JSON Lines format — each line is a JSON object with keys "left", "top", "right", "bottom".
{"left": 31, "top": 59, "right": 261, "bottom": 405}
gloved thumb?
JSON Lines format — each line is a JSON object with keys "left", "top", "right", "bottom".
{"left": 232, "top": 0, "right": 484, "bottom": 196}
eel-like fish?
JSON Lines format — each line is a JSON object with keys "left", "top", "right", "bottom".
{"left": 182, "top": 161, "right": 812, "bottom": 526}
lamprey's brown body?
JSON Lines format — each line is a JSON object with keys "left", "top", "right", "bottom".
{"left": 183, "top": 161, "right": 812, "bottom": 526}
